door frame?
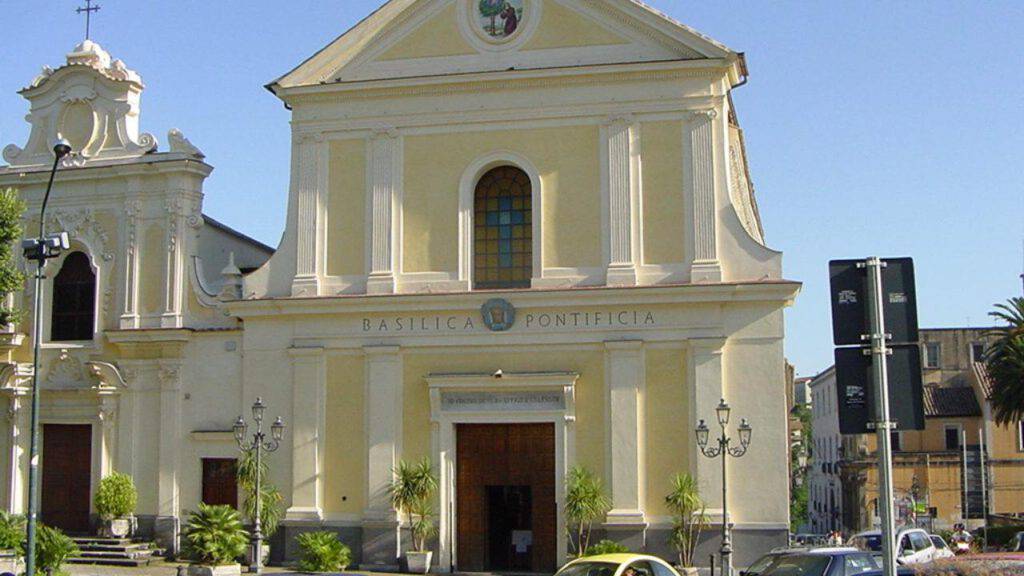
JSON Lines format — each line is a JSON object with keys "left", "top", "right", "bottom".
{"left": 427, "top": 372, "right": 578, "bottom": 573}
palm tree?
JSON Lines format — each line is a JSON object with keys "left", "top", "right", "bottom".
{"left": 665, "top": 473, "right": 707, "bottom": 569}
{"left": 564, "top": 466, "right": 611, "bottom": 557}
{"left": 986, "top": 297, "right": 1024, "bottom": 424}
{"left": 389, "top": 458, "right": 438, "bottom": 552}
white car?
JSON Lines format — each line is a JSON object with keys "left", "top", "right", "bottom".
{"left": 848, "top": 528, "right": 936, "bottom": 565}
{"left": 929, "top": 535, "right": 955, "bottom": 560}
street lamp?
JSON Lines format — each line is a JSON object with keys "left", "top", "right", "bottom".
{"left": 23, "top": 137, "right": 72, "bottom": 576}
{"left": 234, "top": 398, "right": 284, "bottom": 575}
{"left": 695, "top": 399, "right": 753, "bottom": 576}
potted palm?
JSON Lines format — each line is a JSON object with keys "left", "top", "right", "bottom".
{"left": 183, "top": 504, "right": 249, "bottom": 576}
{"left": 236, "top": 449, "right": 283, "bottom": 566}
{"left": 94, "top": 472, "right": 138, "bottom": 538}
{"left": 389, "top": 458, "right": 438, "bottom": 574}
{"left": 565, "top": 466, "right": 611, "bottom": 558}
{"left": 665, "top": 473, "right": 707, "bottom": 576}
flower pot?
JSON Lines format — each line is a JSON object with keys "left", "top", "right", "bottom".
{"left": 406, "top": 551, "right": 433, "bottom": 574}
{"left": 187, "top": 564, "right": 242, "bottom": 576}
{"left": 101, "top": 516, "right": 135, "bottom": 538}
{"left": 245, "top": 543, "right": 270, "bottom": 567}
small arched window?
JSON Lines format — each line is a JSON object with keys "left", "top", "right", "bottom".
{"left": 51, "top": 251, "right": 95, "bottom": 341}
{"left": 473, "top": 166, "right": 532, "bottom": 289}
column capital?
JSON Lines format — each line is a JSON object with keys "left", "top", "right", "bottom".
{"left": 604, "top": 339, "right": 644, "bottom": 351}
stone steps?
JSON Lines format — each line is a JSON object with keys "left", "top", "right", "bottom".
{"left": 67, "top": 537, "right": 163, "bottom": 567}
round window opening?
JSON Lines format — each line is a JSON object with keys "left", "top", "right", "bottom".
{"left": 475, "top": 0, "right": 526, "bottom": 43}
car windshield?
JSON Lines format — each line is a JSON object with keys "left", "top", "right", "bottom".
{"left": 849, "top": 535, "right": 883, "bottom": 552}
{"left": 745, "top": 553, "right": 780, "bottom": 575}
{"left": 760, "top": 555, "right": 831, "bottom": 576}
{"left": 558, "top": 562, "right": 619, "bottom": 576}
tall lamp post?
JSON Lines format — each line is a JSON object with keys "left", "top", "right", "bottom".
{"left": 23, "top": 138, "right": 73, "bottom": 576}
{"left": 233, "top": 398, "right": 284, "bottom": 575}
{"left": 695, "top": 399, "right": 753, "bottom": 576}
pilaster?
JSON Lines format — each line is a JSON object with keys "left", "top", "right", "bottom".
{"left": 361, "top": 345, "right": 403, "bottom": 570}
{"left": 119, "top": 197, "right": 141, "bottom": 329}
{"left": 285, "top": 347, "right": 326, "bottom": 521}
{"left": 688, "top": 110, "right": 722, "bottom": 282}
{"left": 161, "top": 197, "right": 200, "bottom": 328}
{"left": 366, "top": 128, "right": 402, "bottom": 295}
{"left": 292, "top": 134, "right": 327, "bottom": 297}
{"left": 5, "top": 390, "right": 28, "bottom": 514}
{"left": 603, "top": 116, "right": 642, "bottom": 287}
{"left": 156, "top": 360, "right": 183, "bottom": 555}
{"left": 98, "top": 392, "right": 118, "bottom": 479}
{"left": 687, "top": 337, "right": 726, "bottom": 518}
{"left": 604, "top": 340, "right": 646, "bottom": 527}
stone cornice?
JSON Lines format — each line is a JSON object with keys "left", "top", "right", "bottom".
{"left": 0, "top": 155, "right": 212, "bottom": 182}
{"left": 227, "top": 280, "right": 801, "bottom": 318}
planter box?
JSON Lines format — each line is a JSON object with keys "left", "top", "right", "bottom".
{"left": 187, "top": 563, "right": 242, "bottom": 576}
{"left": 0, "top": 552, "right": 24, "bottom": 575}
{"left": 406, "top": 551, "right": 432, "bottom": 574}
{"left": 101, "top": 516, "right": 135, "bottom": 538}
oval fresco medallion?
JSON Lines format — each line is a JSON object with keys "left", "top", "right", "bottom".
{"left": 476, "top": 0, "right": 525, "bottom": 42}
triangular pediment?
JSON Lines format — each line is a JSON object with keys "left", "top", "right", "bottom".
{"left": 271, "top": 0, "right": 737, "bottom": 90}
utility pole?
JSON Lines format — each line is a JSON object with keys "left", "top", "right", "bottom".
{"left": 864, "top": 257, "right": 897, "bottom": 576}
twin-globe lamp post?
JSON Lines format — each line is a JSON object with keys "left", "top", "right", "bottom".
{"left": 23, "top": 137, "right": 73, "bottom": 576}
{"left": 695, "top": 399, "right": 753, "bottom": 576}
{"left": 233, "top": 398, "right": 285, "bottom": 575}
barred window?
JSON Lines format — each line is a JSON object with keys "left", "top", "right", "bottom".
{"left": 473, "top": 166, "right": 532, "bottom": 289}
{"left": 51, "top": 252, "right": 95, "bottom": 341}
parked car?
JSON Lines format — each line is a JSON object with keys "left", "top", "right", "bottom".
{"left": 555, "top": 554, "right": 683, "bottom": 576}
{"left": 930, "top": 534, "right": 955, "bottom": 559}
{"left": 741, "top": 549, "right": 879, "bottom": 576}
{"left": 848, "top": 528, "right": 937, "bottom": 565}
{"left": 1006, "top": 531, "right": 1024, "bottom": 553}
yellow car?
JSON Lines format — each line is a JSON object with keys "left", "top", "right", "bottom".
{"left": 556, "top": 554, "right": 682, "bottom": 576}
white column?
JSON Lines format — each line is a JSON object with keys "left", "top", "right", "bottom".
{"left": 117, "top": 368, "right": 138, "bottom": 480}
{"left": 156, "top": 361, "right": 182, "bottom": 517}
{"left": 366, "top": 129, "right": 401, "bottom": 295}
{"left": 362, "top": 345, "right": 403, "bottom": 569}
{"left": 292, "top": 135, "right": 327, "bottom": 297}
{"left": 688, "top": 110, "right": 722, "bottom": 282}
{"left": 98, "top": 393, "right": 118, "bottom": 478}
{"left": 604, "top": 340, "right": 646, "bottom": 526}
{"left": 5, "top": 392, "right": 27, "bottom": 514}
{"left": 603, "top": 116, "right": 642, "bottom": 287}
{"left": 688, "top": 338, "right": 726, "bottom": 519}
{"left": 119, "top": 197, "right": 141, "bottom": 329}
{"left": 285, "top": 347, "right": 326, "bottom": 521}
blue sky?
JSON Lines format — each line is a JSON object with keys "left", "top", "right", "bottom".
{"left": 1, "top": 1, "right": 1022, "bottom": 376}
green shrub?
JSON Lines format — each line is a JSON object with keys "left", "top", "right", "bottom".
{"left": 0, "top": 511, "right": 25, "bottom": 555}
{"left": 94, "top": 472, "right": 138, "bottom": 519}
{"left": 31, "top": 524, "right": 79, "bottom": 576}
{"left": 583, "top": 539, "right": 630, "bottom": 556}
{"left": 296, "top": 531, "right": 352, "bottom": 572}
{"left": 182, "top": 504, "right": 249, "bottom": 566}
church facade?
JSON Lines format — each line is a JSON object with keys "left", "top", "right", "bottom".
{"left": 0, "top": 0, "right": 799, "bottom": 570}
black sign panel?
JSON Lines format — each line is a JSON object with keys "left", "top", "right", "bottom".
{"left": 835, "top": 344, "right": 925, "bottom": 435}
{"left": 829, "top": 258, "right": 919, "bottom": 346}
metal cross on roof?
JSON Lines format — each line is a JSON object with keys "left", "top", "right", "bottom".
{"left": 76, "top": 0, "right": 101, "bottom": 40}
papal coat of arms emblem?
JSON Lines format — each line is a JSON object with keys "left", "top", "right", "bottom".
{"left": 477, "top": 0, "right": 525, "bottom": 41}
{"left": 481, "top": 298, "right": 516, "bottom": 331}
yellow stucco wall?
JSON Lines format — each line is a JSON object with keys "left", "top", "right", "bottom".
{"left": 378, "top": 3, "right": 476, "bottom": 61}
{"left": 325, "top": 354, "right": 366, "bottom": 515}
{"left": 402, "top": 126, "right": 602, "bottom": 274}
{"left": 640, "top": 121, "right": 685, "bottom": 265}
{"left": 141, "top": 223, "right": 165, "bottom": 315}
{"left": 644, "top": 348, "right": 689, "bottom": 517}
{"left": 400, "top": 348, "right": 605, "bottom": 474}
{"left": 327, "top": 138, "right": 367, "bottom": 277}
{"left": 522, "top": 1, "right": 630, "bottom": 51}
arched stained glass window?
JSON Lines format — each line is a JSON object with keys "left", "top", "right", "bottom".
{"left": 473, "top": 166, "right": 532, "bottom": 289}
{"left": 51, "top": 251, "right": 95, "bottom": 341}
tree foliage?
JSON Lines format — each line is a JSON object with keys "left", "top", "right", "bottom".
{"left": 0, "top": 511, "right": 25, "bottom": 556}
{"left": 236, "top": 449, "right": 283, "bottom": 538}
{"left": 182, "top": 504, "right": 248, "bottom": 566}
{"left": 94, "top": 472, "right": 138, "bottom": 519}
{"left": 296, "top": 531, "right": 352, "bottom": 572}
{"left": 30, "top": 524, "right": 79, "bottom": 576}
{"left": 665, "top": 473, "right": 707, "bottom": 568}
{"left": 0, "top": 189, "right": 25, "bottom": 326}
{"left": 986, "top": 297, "right": 1024, "bottom": 425}
{"left": 564, "top": 466, "right": 611, "bottom": 558}
{"left": 389, "top": 458, "right": 438, "bottom": 553}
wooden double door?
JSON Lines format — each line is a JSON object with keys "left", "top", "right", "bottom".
{"left": 41, "top": 424, "right": 92, "bottom": 534}
{"left": 456, "top": 423, "right": 556, "bottom": 573}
